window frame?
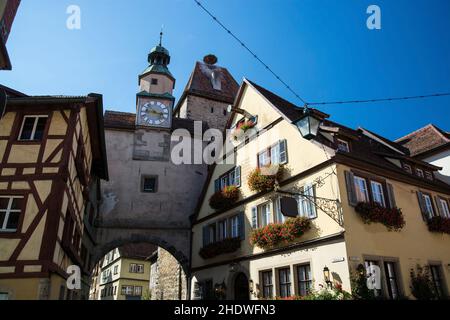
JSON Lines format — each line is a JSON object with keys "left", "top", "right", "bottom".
{"left": 429, "top": 265, "right": 445, "bottom": 298}
{"left": 257, "top": 140, "right": 288, "bottom": 168}
{"left": 141, "top": 175, "right": 158, "bottom": 193}
{"left": 438, "top": 197, "right": 450, "bottom": 218}
{"left": 257, "top": 202, "right": 272, "bottom": 228}
{"left": 370, "top": 180, "right": 386, "bottom": 207}
{"left": 121, "top": 285, "right": 134, "bottom": 296}
{"left": 150, "top": 78, "right": 158, "bottom": 85}
{"left": 18, "top": 115, "right": 49, "bottom": 142}
{"left": 278, "top": 267, "right": 292, "bottom": 298}
{"left": 0, "top": 195, "right": 25, "bottom": 234}
{"left": 336, "top": 139, "right": 350, "bottom": 153}
{"left": 354, "top": 176, "right": 370, "bottom": 203}
{"left": 296, "top": 264, "right": 313, "bottom": 297}
{"left": 260, "top": 270, "right": 274, "bottom": 299}
{"left": 422, "top": 193, "right": 435, "bottom": 219}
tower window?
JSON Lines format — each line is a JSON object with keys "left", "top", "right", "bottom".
{"left": 223, "top": 109, "right": 227, "bottom": 116}
{"left": 151, "top": 78, "right": 158, "bottom": 85}
{"left": 141, "top": 175, "right": 158, "bottom": 193}
{"left": 210, "top": 107, "right": 214, "bottom": 113}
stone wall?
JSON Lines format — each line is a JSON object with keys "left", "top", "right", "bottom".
{"left": 184, "top": 95, "right": 231, "bottom": 132}
{"left": 150, "top": 247, "right": 187, "bottom": 300}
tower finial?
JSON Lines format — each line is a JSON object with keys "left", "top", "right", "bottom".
{"left": 159, "top": 25, "right": 164, "bottom": 46}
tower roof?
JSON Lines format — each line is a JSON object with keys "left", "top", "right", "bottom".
{"left": 139, "top": 34, "right": 173, "bottom": 82}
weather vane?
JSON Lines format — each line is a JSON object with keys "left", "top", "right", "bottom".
{"left": 159, "top": 24, "right": 164, "bottom": 46}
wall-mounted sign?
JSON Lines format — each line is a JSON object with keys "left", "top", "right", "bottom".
{"left": 280, "top": 197, "right": 299, "bottom": 217}
{"left": 332, "top": 257, "right": 345, "bottom": 263}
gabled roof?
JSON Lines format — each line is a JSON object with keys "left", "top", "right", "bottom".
{"left": 173, "top": 61, "right": 239, "bottom": 113}
{"left": 396, "top": 124, "right": 450, "bottom": 157}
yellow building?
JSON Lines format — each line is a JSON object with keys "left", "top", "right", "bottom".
{"left": 0, "top": 88, "right": 108, "bottom": 300}
{"left": 92, "top": 243, "right": 156, "bottom": 300}
{"left": 190, "top": 79, "right": 450, "bottom": 300}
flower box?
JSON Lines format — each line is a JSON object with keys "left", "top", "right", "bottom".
{"left": 250, "top": 217, "right": 311, "bottom": 249}
{"left": 354, "top": 202, "right": 405, "bottom": 231}
{"left": 248, "top": 165, "right": 284, "bottom": 193}
{"left": 427, "top": 216, "right": 450, "bottom": 234}
{"left": 199, "top": 237, "right": 241, "bottom": 259}
{"left": 209, "top": 185, "right": 240, "bottom": 210}
{"left": 231, "top": 120, "right": 256, "bottom": 141}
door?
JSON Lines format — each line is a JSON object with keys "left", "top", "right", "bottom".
{"left": 234, "top": 273, "right": 250, "bottom": 300}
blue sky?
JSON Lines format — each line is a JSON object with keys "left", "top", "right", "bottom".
{"left": 1, "top": 0, "right": 449, "bottom": 140}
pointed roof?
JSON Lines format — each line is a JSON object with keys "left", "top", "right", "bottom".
{"left": 396, "top": 124, "right": 450, "bottom": 157}
{"left": 173, "top": 61, "right": 239, "bottom": 113}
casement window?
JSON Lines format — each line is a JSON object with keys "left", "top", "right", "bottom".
{"left": 202, "top": 213, "right": 245, "bottom": 247}
{"left": 230, "top": 215, "right": 240, "bottom": 239}
{"left": 214, "top": 166, "right": 241, "bottom": 192}
{"left": 370, "top": 181, "right": 386, "bottom": 207}
{"left": 403, "top": 163, "right": 412, "bottom": 174}
{"left": 121, "top": 286, "right": 134, "bottom": 296}
{"left": 417, "top": 192, "right": 435, "bottom": 220}
{"left": 278, "top": 268, "right": 291, "bottom": 298}
{"left": 296, "top": 264, "right": 312, "bottom": 296}
{"left": 274, "top": 197, "right": 286, "bottom": 223}
{"left": 298, "top": 184, "right": 317, "bottom": 219}
{"left": 0, "top": 196, "right": 23, "bottom": 232}
{"left": 337, "top": 139, "right": 350, "bottom": 152}
{"left": 437, "top": 197, "right": 450, "bottom": 218}
{"left": 354, "top": 176, "right": 370, "bottom": 203}
{"left": 129, "top": 263, "right": 144, "bottom": 273}
{"left": 384, "top": 261, "right": 400, "bottom": 300}
{"left": 415, "top": 168, "right": 424, "bottom": 178}
{"left": 217, "top": 219, "right": 228, "bottom": 241}
{"left": 18, "top": 115, "right": 48, "bottom": 141}
{"left": 141, "top": 175, "right": 158, "bottom": 193}
{"left": 113, "top": 265, "right": 118, "bottom": 275}
{"left": 257, "top": 140, "right": 288, "bottom": 167}
{"left": 261, "top": 270, "right": 273, "bottom": 299}
{"left": 113, "top": 286, "right": 117, "bottom": 296}
{"left": 134, "top": 286, "right": 143, "bottom": 296}
{"left": 257, "top": 202, "right": 272, "bottom": 228}
{"left": 430, "top": 265, "right": 445, "bottom": 298}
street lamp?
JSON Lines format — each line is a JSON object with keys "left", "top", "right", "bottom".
{"left": 294, "top": 107, "right": 322, "bottom": 140}
{"left": 323, "top": 266, "right": 332, "bottom": 288}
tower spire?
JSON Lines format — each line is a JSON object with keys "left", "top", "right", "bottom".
{"left": 159, "top": 25, "right": 164, "bottom": 46}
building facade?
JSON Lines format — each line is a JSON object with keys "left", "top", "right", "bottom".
{"left": 90, "top": 243, "right": 155, "bottom": 300}
{"left": 0, "top": 92, "right": 108, "bottom": 300}
{"left": 190, "top": 79, "right": 450, "bottom": 300}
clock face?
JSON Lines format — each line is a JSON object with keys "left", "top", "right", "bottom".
{"left": 139, "top": 100, "right": 170, "bottom": 127}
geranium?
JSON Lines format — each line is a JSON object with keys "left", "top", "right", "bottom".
{"left": 248, "top": 166, "right": 284, "bottom": 193}
{"left": 250, "top": 217, "right": 311, "bottom": 249}
{"left": 237, "top": 120, "right": 256, "bottom": 132}
{"left": 427, "top": 216, "right": 450, "bottom": 234}
{"left": 354, "top": 202, "right": 405, "bottom": 231}
{"left": 209, "top": 186, "right": 240, "bottom": 210}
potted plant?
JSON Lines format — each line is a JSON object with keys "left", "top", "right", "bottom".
{"left": 209, "top": 185, "right": 240, "bottom": 210}
{"left": 199, "top": 238, "right": 241, "bottom": 259}
{"left": 354, "top": 202, "right": 405, "bottom": 231}
{"left": 248, "top": 165, "right": 284, "bottom": 193}
{"left": 250, "top": 217, "right": 311, "bottom": 249}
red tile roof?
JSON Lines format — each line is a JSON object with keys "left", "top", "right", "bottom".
{"left": 396, "top": 124, "right": 450, "bottom": 157}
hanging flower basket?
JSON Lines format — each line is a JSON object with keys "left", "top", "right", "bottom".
{"left": 248, "top": 165, "right": 284, "bottom": 193}
{"left": 250, "top": 217, "right": 311, "bottom": 249}
{"left": 427, "top": 216, "right": 450, "bottom": 234}
{"left": 209, "top": 185, "right": 240, "bottom": 210}
{"left": 354, "top": 202, "right": 405, "bottom": 231}
{"left": 199, "top": 238, "right": 241, "bottom": 259}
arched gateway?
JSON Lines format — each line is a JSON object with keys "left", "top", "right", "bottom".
{"left": 92, "top": 38, "right": 238, "bottom": 300}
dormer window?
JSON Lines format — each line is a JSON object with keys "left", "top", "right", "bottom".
{"left": 337, "top": 139, "right": 350, "bottom": 153}
{"left": 425, "top": 171, "right": 433, "bottom": 181}
{"left": 151, "top": 78, "right": 158, "bottom": 85}
{"left": 415, "top": 168, "right": 424, "bottom": 178}
{"left": 403, "top": 163, "right": 412, "bottom": 174}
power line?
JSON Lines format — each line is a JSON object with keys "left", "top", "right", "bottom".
{"left": 308, "top": 92, "right": 450, "bottom": 106}
{"left": 193, "top": 0, "right": 309, "bottom": 105}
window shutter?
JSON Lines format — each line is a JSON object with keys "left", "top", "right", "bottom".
{"left": 386, "top": 183, "right": 396, "bottom": 209}
{"left": 214, "top": 179, "right": 220, "bottom": 193}
{"left": 279, "top": 140, "right": 288, "bottom": 164}
{"left": 238, "top": 212, "right": 245, "bottom": 240}
{"left": 434, "top": 196, "right": 443, "bottom": 217}
{"left": 202, "top": 226, "right": 209, "bottom": 247}
{"left": 309, "top": 184, "right": 317, "bottom": 219}
{"left": 344, "top": 171, "right": 357, "bottom": 206}
{"left": 298, "top": 186, "right": 305, "bottom": 217}
{"left": 251, "top": 206, "right": 258, "bottom": 228}
{"left": 235, "top": 166, "right": 241, "bottom": 187}
{"left": 416, "top": 191, "right": 427, "bottom": 221}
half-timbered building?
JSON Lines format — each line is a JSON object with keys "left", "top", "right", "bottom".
{"left": 0, "top": 89, "right": 108, "bottom": 300}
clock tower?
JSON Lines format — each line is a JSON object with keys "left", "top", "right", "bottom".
{"left": 136, "top": 32, "right": 175, "bottom": 128}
